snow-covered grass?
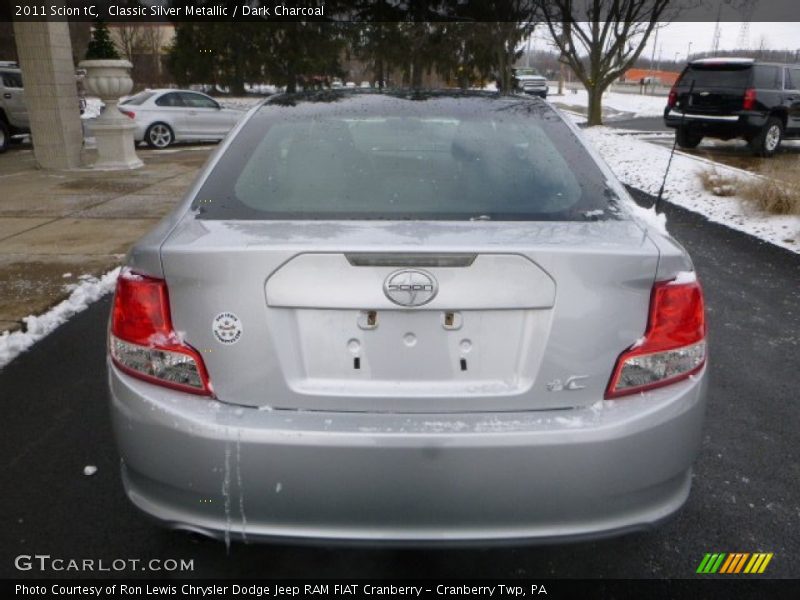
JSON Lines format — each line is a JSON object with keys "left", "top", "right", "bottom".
{"left": 0, "top": 268, "right": 120, "bottom": 370}
{"left": 553, "top": 88, "right": 667, "bottom": 118}
{"left": 583, "top": 127, "right": 800, "bottom": 253}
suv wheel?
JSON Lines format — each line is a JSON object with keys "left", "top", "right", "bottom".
{"left": 749, "top": 117, "right": 783, "bottom": 157}
{"left": 145, "top": 123, "right": 174, "bottom": 149}
{"left": 675, "top": 127, "right": 703, "bottom": 149}
{"left": 0, "top": 120, "right": 9, "bottom": 154}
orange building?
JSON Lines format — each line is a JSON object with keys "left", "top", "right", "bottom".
{"left": 623, "top": 68, "right": 681, "bottom": 86}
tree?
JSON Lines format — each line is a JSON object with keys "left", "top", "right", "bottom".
{"left": 539, "top": 0, "right": 674, "bottom": 125}
{"left": 85, "top": 19, "right": 121, "bottom": 60}
{"left": 260, "top": 22, "right": 347, "bottom": 93}
{"left": 113, "top": 22, "right": 144, "bottom": 63}
{"left": 350, "top": 1, "right": 537, "bottom": 92}
{"left": 166, "top": 24, "right": 213, "bottom": 87}
{"left": 461, "top": 1, "right": 539, "bottom": 93}
{"left": 167, "top": 23, "right": 265, "bottom": 95}
{"left": 349, "top": 1, "right": 407, "bottom": 88}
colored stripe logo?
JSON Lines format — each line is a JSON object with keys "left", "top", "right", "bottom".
{"left": 697, "top": 553, "right": 773, "bottom": 574}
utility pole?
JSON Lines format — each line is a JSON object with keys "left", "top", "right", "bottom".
{"left": 648, "top": 26, "right": 659, "bottom": 94}
{"left": 710, "top": 1, "right": 722, "bottom": 55}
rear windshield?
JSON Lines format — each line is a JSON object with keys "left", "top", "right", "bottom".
{"left": 120, "top": 91, "right": 155, "bottom": 106}
{"left": 680, "top": 64, "right": 751, "bottom": 88}
{"left": 192, "top": 93, "right": 618, "bottom": 221}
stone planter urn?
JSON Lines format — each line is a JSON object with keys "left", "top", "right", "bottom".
{"left": 78, "top": 59, "right": 142, "bottom": 170}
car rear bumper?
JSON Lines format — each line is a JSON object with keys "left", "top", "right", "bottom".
{"left": 663, "top": 108, "right": 768, "bottom": 138}
{"left": 109, "top": 361, "right": 707, "bottom": 543}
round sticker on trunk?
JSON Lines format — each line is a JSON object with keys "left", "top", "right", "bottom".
{"left": 212, "top": 312, "right": 243, "bottom": 345}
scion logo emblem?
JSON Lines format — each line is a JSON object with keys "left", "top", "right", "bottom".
{"left": 383, "top": 269, "right": 438, "bottom": 307}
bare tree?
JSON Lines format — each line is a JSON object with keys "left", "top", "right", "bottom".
{"left": 539, "top": 0, "right": 674, "bottom": 125}
{"left": 113, "top": 22, "right": 144, "bottom": 63}
{"left": 139, "top": 25, "right": 166, "bottom": 85}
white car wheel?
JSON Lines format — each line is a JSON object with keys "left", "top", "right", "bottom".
{"left": 145, "top": 123, "right": 174, "bottom": 149}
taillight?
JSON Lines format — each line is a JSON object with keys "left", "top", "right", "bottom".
{"left": 667, "top": 85, "right": 678, "bottom": 108}
{"left": 120, "top": 109, "right": 135, "bottom": 119}
{"left": 109, "top": 270, "right": 212, "bottom": 396}
{"left": 606, "top": 275, "right": 706, "bottom": 399}
{"left": 743, "top": 88, "right": 757, "bottom": 110}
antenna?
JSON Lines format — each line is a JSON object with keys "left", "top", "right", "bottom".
{"left": 656, "top": 80, "right": 695, "bottom": 213}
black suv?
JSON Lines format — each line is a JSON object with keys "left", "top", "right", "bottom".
{"left": 664, "top": 58, "right": 800, "bottom": 157}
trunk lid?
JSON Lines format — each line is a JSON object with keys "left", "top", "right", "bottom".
{"left": 161, "top": 218, "right": 659, "bottom": 413}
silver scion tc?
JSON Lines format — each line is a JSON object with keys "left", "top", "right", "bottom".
{"left": 108, "top": 90, "right": 708, "bottom": 543}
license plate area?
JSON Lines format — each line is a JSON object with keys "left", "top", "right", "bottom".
{"left": 274, "top": 308, "right": 547, "bottom": 398}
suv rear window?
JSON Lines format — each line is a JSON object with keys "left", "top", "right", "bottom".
{"left": 192, "top": 94, "right": 617, "bottom": 221}
{"left": 680, "top": 64, "right": 751, "bottom": 88}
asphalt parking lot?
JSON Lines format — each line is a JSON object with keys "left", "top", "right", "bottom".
{"left": 1, "top": 188, "right": 798, "bottom": 580}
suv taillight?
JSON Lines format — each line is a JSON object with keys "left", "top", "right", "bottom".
{"left": 606, "top": 275, "right": 706, "bottom": 399}
{"left": 109, "top": 271, "right": 212, "bottom": 396}
{"left": 743, "top": 88, "right": 757, "bottom": 110}
{"left": 667, "top": 85, "right": 678, "bottom": 108}
{"left": 119, "top": 109, "right": 135, "bottom": 119}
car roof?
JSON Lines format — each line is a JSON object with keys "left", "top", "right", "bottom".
{"left": 141, "top": 89, "right": 214, "bottom": 96}
{"left": 689, "top": 57, "right": 794, "bottom": 68}
{"left": 691, "top": 57, "right": 754, "bottom": 66}
{"left": 261, "top": 89, "right": 552, "bottom": 115}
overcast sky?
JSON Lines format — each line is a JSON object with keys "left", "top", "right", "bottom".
{"left": 532, "top": 22, "right": 800, "bottom": 64}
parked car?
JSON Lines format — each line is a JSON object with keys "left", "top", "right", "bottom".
{"left": 108, "top": 90, "right": 707, "bottom": 543}
{"left": 0, "top": 62, "right": 29, "bottom": 152}
{"left": 664, "top": 58, "right": 800, "bottom": 156}
{"left": 119, "top": 89, "right": 245, "bottom": 149}
{"left": 512, "top": 67, "right": 548, "bottom": 98}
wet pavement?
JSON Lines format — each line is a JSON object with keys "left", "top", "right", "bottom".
{"left": 0, "top": 142, "right": 213, "bottom": 332}
{"left": 1, "top": 188, "right": 798, "bottom": 579}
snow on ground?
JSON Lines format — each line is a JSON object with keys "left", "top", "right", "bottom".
{"left": 553, "top": 88, "right": 667, "bottom": 118}
{"left": 218, "top": 97, "right": 264, "bottom": 110}
{"left": 0, "top": 268, "right": 120, "bottom": 369}
{"left": 582, "top": 127, "right": 800, "bottom": 253}
{"left": 82, "top": 97, "right": 102, "bottom": 120}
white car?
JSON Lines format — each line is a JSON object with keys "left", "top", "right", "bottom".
{"left": 118, "top": 89, "right": 245, "bottom": 149}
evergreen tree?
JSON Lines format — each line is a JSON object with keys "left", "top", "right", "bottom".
{"left": 85, "top": 20, "right": 121, "bottom": 60}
